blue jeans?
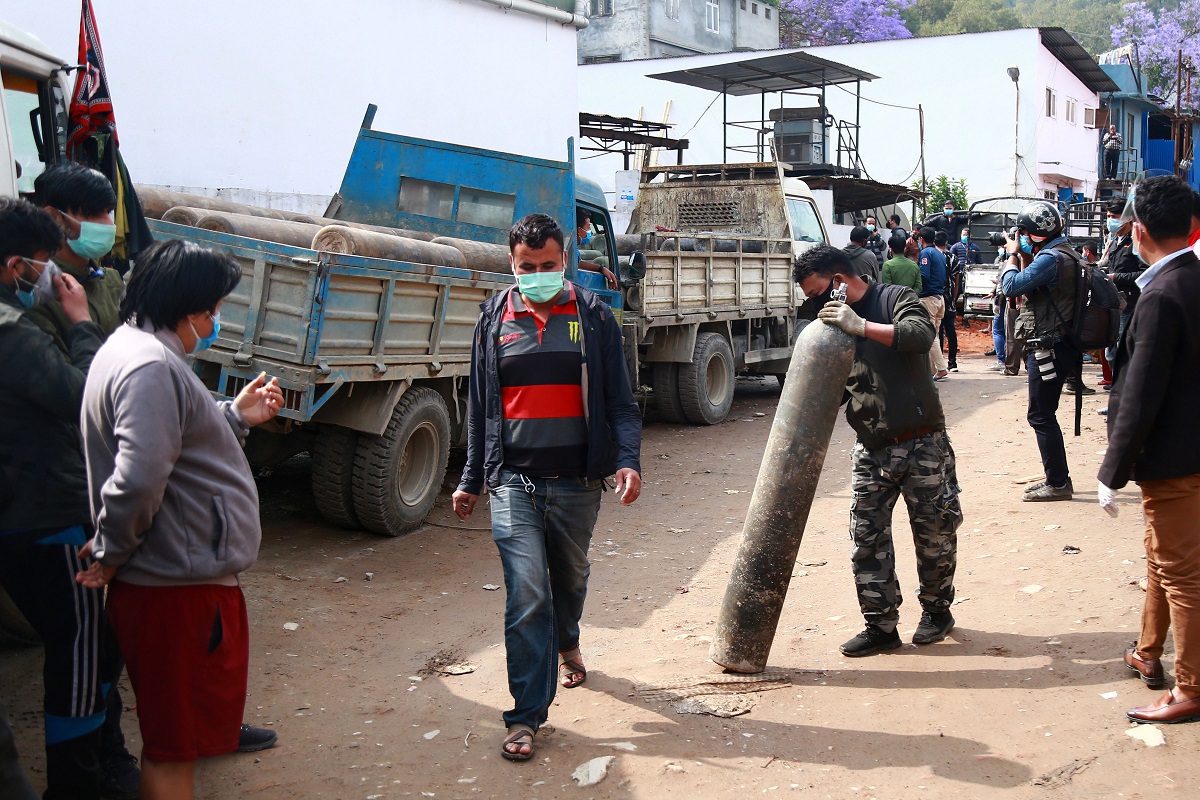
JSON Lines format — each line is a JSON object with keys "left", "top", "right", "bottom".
{"left": 489, "top": 469, "right": 603, "bottom": 731}
{"left": 991, "top": 306, "right": 1006, "bottom": 364}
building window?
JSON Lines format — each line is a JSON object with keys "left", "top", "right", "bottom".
{"left": 1065, "top": 98, "right": 1077, "bottom": 124}
{"left": 706, "top": 0, "right": 720, "bottom": 32}
{"left": 752, "top": 2, "right": 758, "bottom": 13}
{"left": 589, "top": 0, "right": 614, "bottom": 16}
{"left": 583, "top": 54, "right": 621, "bottom": 64}
{"left": 667, "top": 0, "right": 680, "bottom": 19}
{"left": 765, "top": 7, "right": 771, "bottom": 18}
{"left": 1084, "top": 107, "right": 1098, "bottom": 128}
{"left": 740, "top": 0, "right": 746, "bottom": 8}
{"left": 1045, "top": 87, "right": 1056, "bottom": 119}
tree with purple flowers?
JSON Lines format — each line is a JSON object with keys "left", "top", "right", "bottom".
{"left": 777, "top": 0, "right": 914, "bottom": 46}
{"left": 1112, "top": 1, "right": 1200, "bottom": 107}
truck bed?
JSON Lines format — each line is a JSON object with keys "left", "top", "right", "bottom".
{"left": 150, "top": 220, "right": 511, "bottom": 421}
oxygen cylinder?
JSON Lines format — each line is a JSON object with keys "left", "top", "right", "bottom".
{"left": 710, "top": 320, "right": 856, "bottom": 673}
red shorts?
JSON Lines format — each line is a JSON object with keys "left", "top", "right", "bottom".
{"left": 107, "top": 580, "right": 249, "bottom": 762}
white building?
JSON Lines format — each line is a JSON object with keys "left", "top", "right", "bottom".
{"left": 578, "top": 28, "right": 1117, "bottom": 210}
{"left": 1, "top": 0, "right": 586, "bottom": 213}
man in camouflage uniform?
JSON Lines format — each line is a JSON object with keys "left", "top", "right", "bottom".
{"left": 794, "top": 245, "right": 963, "bottom": 657}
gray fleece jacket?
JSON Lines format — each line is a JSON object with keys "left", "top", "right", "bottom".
{"left": 82, "top": 322, "right": 261, "bottom": 586}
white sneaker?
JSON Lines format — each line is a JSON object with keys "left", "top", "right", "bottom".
{"left": 987, "top": 363, "right": 1005, "bottom": 372}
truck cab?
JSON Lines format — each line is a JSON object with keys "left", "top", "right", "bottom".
{"left": 0, "top": 20, "right": 69, "bottom": 197}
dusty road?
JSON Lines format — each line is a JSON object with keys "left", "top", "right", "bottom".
{"left": 4, "top": 334, "right": 1197, "bottom": 799}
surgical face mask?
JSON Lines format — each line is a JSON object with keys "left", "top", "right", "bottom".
{"left": 60, "top": 211, "right": 116, "bottom": 261}
{"left": 579, "top": 229, "right": 593, "bottom": 247}
{"left": 866, "top": 224, "right": 876, "bottom": 232}
{"left": 26, "top": 258, "right": 61, "bottom": 305}
{"left": 943, "top": 208, "right": 953, "bottom": 216}
{"left": 11, "top": 257, "right": 55, "bottom": 308}
{"left": 960, "top": 234, "right": 969, "bottom": 243}
{"left": 188, "top": 311, "right": 221, "bottom": 352}
{"left": 516, "top": 270, "right": 565, "bottom": 304}
{"left": 1106, "top": 218, "right": 1122, "bottom": 235}
{"left": 1019, "top": 235, "right": 1033, "bottom": 255}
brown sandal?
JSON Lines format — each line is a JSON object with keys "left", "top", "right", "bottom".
{"left": 501, "top": 725, "right": 535, "bottom": 761}
{"left": 559, "top": 656, "right": 587, "bottom": 688}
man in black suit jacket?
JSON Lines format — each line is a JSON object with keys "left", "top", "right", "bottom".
{"left": 1098, "top": 175, "right": 1200, "bottom": 725}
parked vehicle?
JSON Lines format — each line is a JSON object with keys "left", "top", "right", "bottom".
{"left": 623, "top": 162, "right": 828, "bottom": 424}
{"left": 149, "top": 111, "right": 625, "bottom": 537}
{"left": 0, "top": 19, "right": 70, "bottom": 198}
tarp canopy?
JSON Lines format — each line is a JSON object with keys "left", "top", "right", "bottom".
{"left": 647, "top": 51, "right": 878, "bottom": 97}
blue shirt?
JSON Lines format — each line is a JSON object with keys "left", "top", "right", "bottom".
{"left": 1000, "top": 235, "right": 1069, "bottom": 298}
{"left": 918, "top": 246, "right": 946, "bottom": 297}
{"left": 1135, "top": 247, "right": 1191, "bottom": 290}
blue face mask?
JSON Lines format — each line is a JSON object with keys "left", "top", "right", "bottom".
{"left": 866, "top": 224, "right": 876, "bottom": 232}
{"left": 61, "top": 211, "right": 116, "bottom": 261}
{"left": 579, "top": 229, "right": 593, "bottom": 247}
{"left": 1019, "top": 235, "right": 1033, "bottom": 255}
{"left": 944, "top": 208, "right": 953, "bottom": 217}
{"left": 516, "top": 271, "right": 565, "bottom": 304}
{"left": 189, "top": 311, "right": 221, "bottom": 352}
{"left": 960, "top": 234, "right": 969, "bottom": 243}
{"left": 1106, "top": 218, "right": 1122, "bottom": 235}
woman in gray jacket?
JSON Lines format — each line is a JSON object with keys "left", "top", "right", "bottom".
{"left": 75, "top": 240, "right": 283, "bottom": 800}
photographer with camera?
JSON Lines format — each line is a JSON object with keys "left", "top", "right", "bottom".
{"left": 999, "top": 201, "right": 1082, "bottom": 502}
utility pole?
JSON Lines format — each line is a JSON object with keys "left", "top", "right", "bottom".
{"left": 1008, "top": 66, "right": 1021, "bottom": 196}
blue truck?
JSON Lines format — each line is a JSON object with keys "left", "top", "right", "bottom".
{"left": 146, "top": 108, "right": 625, "bottom": 537}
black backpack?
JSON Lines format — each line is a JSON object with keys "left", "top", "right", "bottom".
{"left": 1049, "top": 244, "right": 1121, "bottom": 350}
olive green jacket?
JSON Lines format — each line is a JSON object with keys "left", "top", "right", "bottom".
{"left": 25, "top": 261, "right": 124, "bottom": 353}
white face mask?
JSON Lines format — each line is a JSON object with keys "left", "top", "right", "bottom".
{"left": 29, "top": 258, "right": 62, "bottom": 305}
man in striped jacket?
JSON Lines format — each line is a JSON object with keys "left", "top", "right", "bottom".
{"left": 453, "top": 213, "right": 642, "bottom": 763}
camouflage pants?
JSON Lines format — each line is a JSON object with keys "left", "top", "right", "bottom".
{"left": 849, "top": 430, "right": 963, "bottom": 633}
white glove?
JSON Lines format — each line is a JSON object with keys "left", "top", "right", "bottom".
{"left": 1097, "top": 481, "right": 1119, "bottom": 518}
{"left": 817, "top": 300, "right": 867, "bottom": 337}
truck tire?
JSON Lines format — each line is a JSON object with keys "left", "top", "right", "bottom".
{"left": 352, "top": 387, "right": 450, "bottom": 536}
{"left": 652, "top": 363, "right": 688, "bottom": 424}
{"left": 679, "top": 332, "right": 735, "bottom": 425}
{"left": 311, "top": 425, "right": 360, "bottom": 529}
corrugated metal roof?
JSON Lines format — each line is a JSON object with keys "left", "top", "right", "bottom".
{"left": 1040, "top": 28, "right": 1120, "bottom": 94}
{"left": 646, "top": 51, "right": 878, "bottom": 96}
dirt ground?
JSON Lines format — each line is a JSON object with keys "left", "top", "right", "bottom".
{"left": 4, "top": 319, "right": 1197, "bottom": 799}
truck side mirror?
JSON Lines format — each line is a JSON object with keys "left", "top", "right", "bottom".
{"left": 623, "top": 251, "right": 646, "bottom": 284}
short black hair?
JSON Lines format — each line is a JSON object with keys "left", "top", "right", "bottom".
{"left": 576, "top": 209, "right": 592, "bottom": 229}
{"left": 849, "top": 225, "right": 869, "bottom": 243}
{"left": 793, "top": 244, "right": 852, "bottom": 284}
{"left": 1133, "top": 175, "right": 1194, "bottom": 240}
{"left": 1104, "top": 196, "right": 1126, "bottom": 216}
{"left": 33, "top": 162, "right": 117, "bottom": 216}
{"left": 919, "top": 226, "right": 936, "bottom": 244}
{"left": 509, "top": 213, "right": 565, "bottom": 253}
{"left": 120, "top": 240, "right": 240, "bottom": 330}
{"left": 889, "top": 214, "right": 901, "bottom": 226}
{"left": 0, "top": 197, "right": 65, "bottom": 262}
{"left": 888, "top": 233, "right": 907, "bottom": 254}
{"left": 1081, "top": 239, "right": 1101, "bottom": 256}
{"left": 933, "top": 231, "right": 948, "bottom": 247}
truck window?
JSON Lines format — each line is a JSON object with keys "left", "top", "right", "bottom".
{"left": 397, "top": 177, "right": 455, "bottom": 220}
{"left": 579, "top": 208, "right": 611, "bottom": 269}
{"left": 456, "top": 186, "right": 515, "bottom": 229}
{"left": 786, "top": 197, "right": 825, "bottom": 243}
{"left": 3, "top": 70, "right": 48, "bottom": 193}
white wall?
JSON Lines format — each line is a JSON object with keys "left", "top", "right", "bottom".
{"left": 1034, "top": 44, "right": 1102, "bottom": 199}
{"left": 1, "top": 0, "right": 580, "bottom": 208}
{"left": 577, "top": 29, "right": 1100, "bottom": 209}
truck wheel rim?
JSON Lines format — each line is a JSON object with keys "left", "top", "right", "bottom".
{"left": 707, "top": 357, "right": 731, "bottom": 407}
{"left": 397, "top": 421, "right": 439, "bottom": 505}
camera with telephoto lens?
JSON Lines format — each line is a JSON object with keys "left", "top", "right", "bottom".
{"left": 1027, "top": 335, "right": 1058, "bottom": 382}
{"left": 987, "top": 231, "right": 1008, "bottom": 247}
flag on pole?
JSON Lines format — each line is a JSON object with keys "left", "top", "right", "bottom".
{"left": 66, "top": 0, "right": 118, "bottom": 153}
{"left": 64, "top": 0, "right": 152, "bottom": 267}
